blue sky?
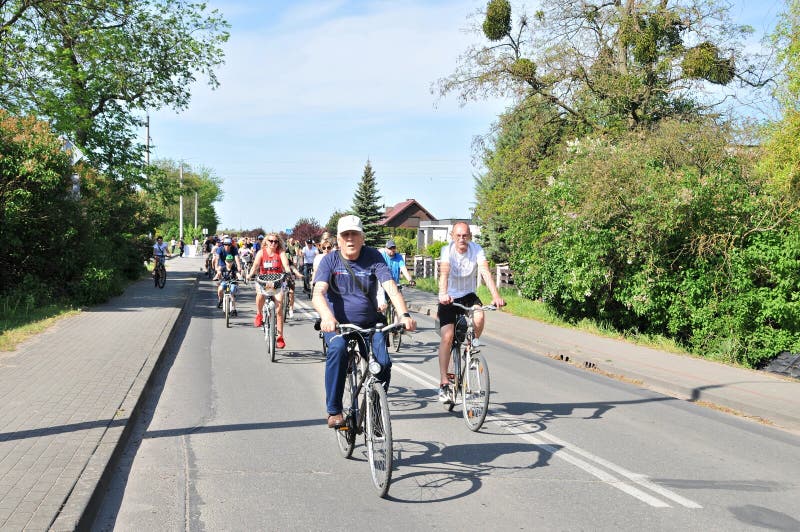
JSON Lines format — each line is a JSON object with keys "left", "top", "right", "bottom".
{"left": 145, "top": 0, "right": 784, "bottom": 233}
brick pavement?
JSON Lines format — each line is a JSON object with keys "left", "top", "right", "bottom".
{"left": 0, "top": 258, "right": 198, "bottom": 531}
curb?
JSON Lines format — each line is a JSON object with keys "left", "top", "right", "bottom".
{"left": 51, "top": 272, "right": 200, "bottom": 531}
{"left": 407, "top": 296, "right": 800, "bottom": 434}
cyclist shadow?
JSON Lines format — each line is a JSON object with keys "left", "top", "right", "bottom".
{"left": 385, "top": 384, "right": 430, "bottom": 413}
{"left": 390, "top": 349, "right": 440, "bottom": 365}
{"left": 387, "top": 438, "right": 559, "bottom": 503}
{"left": 273, "top": 349, "right": 325, "bottom": 364}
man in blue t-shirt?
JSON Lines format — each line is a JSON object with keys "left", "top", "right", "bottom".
{"left": 215, "top": 237, "right": 242, "bottom": 274}
{"left": 380, "top": 239, "right": 415, "bottom": 285}
{"left": 313, "top": 215, "right": 417, "bottom": 429}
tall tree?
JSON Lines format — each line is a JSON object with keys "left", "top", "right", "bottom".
{"left": 436, "top": 0, "right": 768, "bottom": 132}
{"left": 351, "top": 160, "right": 384, "bottom": 247}
{"left": 0, "top": 0, "right": 229, "bottom": 180}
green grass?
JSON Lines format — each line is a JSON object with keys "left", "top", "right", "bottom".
{"left": 413, "top": 276, "right": 688, "bottom": 355}
{"left": 0, "top": 303, "right": 79, "bottom": 352}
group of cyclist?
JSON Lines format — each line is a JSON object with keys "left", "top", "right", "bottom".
{"left": 152, "top": 217, "right": 505, "bottom": 430}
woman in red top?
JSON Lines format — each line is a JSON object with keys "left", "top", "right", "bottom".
{"left": 249, "top": 233, "right": 292, "bottom": 348}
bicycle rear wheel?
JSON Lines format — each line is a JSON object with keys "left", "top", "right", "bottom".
{"left": 391, "top": 329, "right": 402, "bottom": 352}
{"left": 462, "top": 353, "right": 490, "bottom": 432}
{"left": 365, "top": 382, "right": 393, "bottom": 498}
{"left": 336, "top": 358, "right": 358, "bottom": 458}
{"left": 445, "top": 345, "right": 459, "bottom": 412}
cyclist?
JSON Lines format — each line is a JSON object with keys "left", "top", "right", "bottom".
{"left": 300, "top": 238, "right": 318, "bottom": 293}
{"left": 239, "top": 242, "right": 254, "bottom": 275}
{"left": 249, "top": 233, "right": 292, "bottom": 348}
{"left": 311, "top": 238, "right": 333, "bottom": 282}
{"left": 313, "top": 215, "right": 416, "bottom": 429}
{"left": 436, "top": 222, "right": 505, "bottom": 402}
{"left": 381, "top": 238, "right": 414, "bottom": 286}
{"left": 152, "top": 236, "right": 171, "bottom": 275}
{"left": 214, "top": 254, "right": 240, "bottom": 314}
{"left": 284, "top": 247, "right": 303, "bottom": 318}
{"left": 215, "top": 237, "right": 242, "bottom": 276}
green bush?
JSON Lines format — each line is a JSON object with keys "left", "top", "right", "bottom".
{"left": 71, "top": 266, "right": 124, "bottom": 306}
{"left": 425, "top": 240, "right": 447, "bottom": 258}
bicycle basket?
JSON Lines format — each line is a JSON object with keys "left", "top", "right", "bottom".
{"left": 257, "top": 273, "right": 283, "bottom": 289}
{"left": 455, "top": 315, "right": 468, "bottom": 343}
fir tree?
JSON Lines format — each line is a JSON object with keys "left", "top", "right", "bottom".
{"left": 351, "top": 160, "right": 385, "bottom": 247}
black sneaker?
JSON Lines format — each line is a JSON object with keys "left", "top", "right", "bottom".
{"left": 231, "top": 309, "right": 238, "bottom": 317}
{"left": 217, "top": 300, "right": 223, "bottom": 309}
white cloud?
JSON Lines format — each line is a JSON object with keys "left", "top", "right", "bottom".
{"left": 160, "top": 0, "right": 505, "bottom": 128}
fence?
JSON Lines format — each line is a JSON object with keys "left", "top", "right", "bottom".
{"left": 411, "top": 256, "right": 514, "bottom": 288}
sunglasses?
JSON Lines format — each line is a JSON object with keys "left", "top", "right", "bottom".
{"left": 267, "top": 239, "right": 279, "bottom": 243}
{"left": 321, "top": 246, "right": 332, "bottom": 251}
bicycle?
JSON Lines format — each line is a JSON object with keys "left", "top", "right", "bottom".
{"left": 152, "top": 256, "right": 167, "bottom": 289}
{"left": 442, "top": 302, "right": 496, "bottom": 432}
{"left": 254, "top": 273, "right": 286, "bottom": 362}
{"left": 328, "top": 322, "right": 405, "bottom": 498}
{"left": 302, "top": 263, "right": 313, "bottom": 299}
{"left": 222, "top": 275, "right": 239, "bottom": 328}
{"left": 383, "top": 283, "right": 413, "bottom": 352}
{"left": 240, "top": 255, "right": 253, "bottom": 285}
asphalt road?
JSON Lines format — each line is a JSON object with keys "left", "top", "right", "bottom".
{"left": 94, "top": 276, "right": 800, "bottom": 531}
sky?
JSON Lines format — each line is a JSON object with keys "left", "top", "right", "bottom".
{"left": 145, "top": 0, "right": 784, "bottom": 234}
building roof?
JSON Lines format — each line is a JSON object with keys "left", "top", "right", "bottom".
{"left": 379, "top": 199, "right": 436, "bottom": 227}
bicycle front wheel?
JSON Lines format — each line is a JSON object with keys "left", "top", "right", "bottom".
{"left": 157, "top": 265, "right": 166, "bottom": 288}
{"left": 365, "top": 381, "right": 393, "bottom": 498}
{"left": 224, "top": 295, "right": 230, "bottom": 328}
{"left": 268, "top": 303, "right": 277, "bottom": 362}
{"left": 462, "top": 353, "right": 490, "bottom": 432}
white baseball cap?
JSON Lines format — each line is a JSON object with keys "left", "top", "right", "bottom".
{"left": 337, "top": 215, "right": 364, "bottom": 235}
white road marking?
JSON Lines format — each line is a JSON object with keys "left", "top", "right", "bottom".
{"left": 392, "top": 361, "right": 702, "bottom": 509}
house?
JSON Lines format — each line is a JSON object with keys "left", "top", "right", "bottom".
{"left": 418, "top": 219, "right": 480, "bottom": 250}
{"left": 378, "top": 199, "right": 436, "bottom": 230}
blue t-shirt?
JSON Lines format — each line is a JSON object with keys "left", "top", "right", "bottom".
{"left": 315, "top": 247, "right": 392, "bottom": 327}
{"left": 216, "top": 245, "right": 239, "bottom": 265}
{"left": 381, "top": 251, "right": 406, "bottom": 283}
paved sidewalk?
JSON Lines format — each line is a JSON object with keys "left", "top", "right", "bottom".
{"left": 402, "top": 288, "right": 800, "bottom": 435}
{"left": 0, "top": 257, "right": 198, "bottom": 531}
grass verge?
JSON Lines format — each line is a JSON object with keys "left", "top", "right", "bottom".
{"left": 0, "top": 304, "right": 80, "bottom": 352}
{"left": 413, "top": 276, "right": 689, "bottom": 355}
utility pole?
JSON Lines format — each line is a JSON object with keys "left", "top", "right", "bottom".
{"left": 179, "top": 162, "right": 184, "bottom": 240}
{"left": 145, "top": 114, "right": 150, "bottom": 165}
{"left": 194, "top": 191, "right": 198, "bottom": 229}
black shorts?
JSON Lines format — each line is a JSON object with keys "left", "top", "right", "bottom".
{"left": 437, "top": 293, "right": 482, "bottom": 327}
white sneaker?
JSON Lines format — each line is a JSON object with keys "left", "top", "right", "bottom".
{"left": 438, "top": 384, "right": 452, "bottom": 403}
{"left": 288, "top": 309, "right": 294, "bottom": 318}
{"left": 471, "top": 338, "right": 481, "bottom": 348}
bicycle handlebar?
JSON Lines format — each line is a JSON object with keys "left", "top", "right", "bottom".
{"left": 336, "top": 322, "right": 406, "bottom": 335}
{"left": 449, "top": 302, "right": 498, "bottom": 313}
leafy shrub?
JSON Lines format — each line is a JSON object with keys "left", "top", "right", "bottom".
{"left": 71, "top": 266, "right": 124, "bottom": 306}
{"left": 425, "top": 240, "right": 447, "bottom": 258}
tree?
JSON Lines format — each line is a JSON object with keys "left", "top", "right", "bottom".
{"left": 148, "top": 160, "right": 223, "bottom": 238}
{"left": 436, "top": 0, "right": 767, "bottom": 131}
{"left": 291, "top": 217, "right": 324, "bottom": 243}
{"left": 325, "top": 209, "right": 350, "bottom": 235}
{"left": 0, "top": 0, "right": 230, "bottom": 179}
{"left": 351, "top": 160, "right": 384, "bottom": 247}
